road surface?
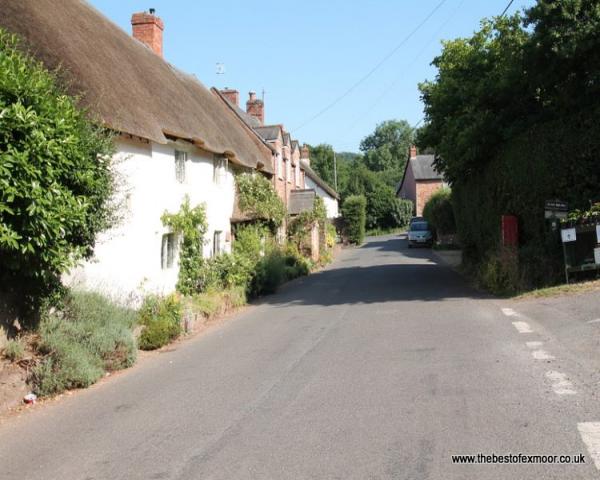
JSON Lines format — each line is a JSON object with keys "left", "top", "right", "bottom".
{"left": 2, "top": 234, "right": 600, "bottom": 479}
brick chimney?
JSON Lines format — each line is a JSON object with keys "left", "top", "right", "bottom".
{"left": 409, "top": 145, "right": 417, "bottom": 159}
{"left": 220, "top": 88, "right": 239, "bottom": 107}
{"left": 246, "top": 91, "right": 264, "bottom": 125}
{"left": 300, "top": 144, "right": 310, "bottom": 166}
{"left": 131, "top": 9, "right": 164, "bottom": 57}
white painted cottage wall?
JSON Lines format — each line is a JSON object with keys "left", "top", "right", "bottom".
{"left": 304, "top": 177, "right": 339, "bottom": 219}
{"left": 66, "top": 137, "right": 235, "bottom": 302}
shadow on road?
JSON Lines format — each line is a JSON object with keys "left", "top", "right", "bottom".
{"left": 259, "top": 235, "right": 490, "bottom": 308}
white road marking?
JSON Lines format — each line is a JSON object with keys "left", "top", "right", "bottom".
{"left": 546, "top": 371, "right": 576, "bottom": 395}
{"left": 587, "top": 319, "right": 600, "bottom": 324}
{"left": 501, "top": 308, "right": 518, "bottom": 317}
{"left": 526, "top": 341, "right": 543, "bottom": 348}
{"left": 512, "top": 321, "right": 533, "bottom": 333}
{"left": 578, "top": 422, "right": 600, "bottom": 470}
{"left": 532, "top": 350, "right": 555, "bottom": 360}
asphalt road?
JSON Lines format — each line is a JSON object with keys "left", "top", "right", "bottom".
{"left": 2, "top": 234, "right": 600, "bottom": 479}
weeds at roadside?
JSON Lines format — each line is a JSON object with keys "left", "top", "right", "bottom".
{"left": 3, "top": 338, "right": 25, "bottom": 362}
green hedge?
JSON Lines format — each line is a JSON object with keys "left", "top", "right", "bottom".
{"left": 455, "top": 107, "right": 600, "bottom": 290}
{"left": 423, "top": 188, "right": 455, "bottom": 237}
{"left": 342, "top": 195, "right": 367, "bottom": 244}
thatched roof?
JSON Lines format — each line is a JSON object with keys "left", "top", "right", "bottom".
{"left": 0, "top": 0, "right": 273, "bottom": 172}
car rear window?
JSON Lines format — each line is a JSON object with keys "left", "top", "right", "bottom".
{"left": 410, "top": 222, "right": 429, "bottom": 231}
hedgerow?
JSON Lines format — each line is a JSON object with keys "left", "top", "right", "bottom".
{"left": 418, "top": 2, "right": 600, "bottom": 290}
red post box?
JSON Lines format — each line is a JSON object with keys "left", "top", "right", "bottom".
{"left": 501, "top": 215, "right": 518, "bottom": 247}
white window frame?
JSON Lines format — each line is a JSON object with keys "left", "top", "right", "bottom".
{"left": 175, "top": 150, "right": 187, "bottom": 184}
{"left": 213, "top": 230, "right": 222, "bottom": 257}
{"left": 161, "top": 233, "right": 176, "bottom": 269}
{"left": 213, "top": 155, "right": 228, "bottom": 185}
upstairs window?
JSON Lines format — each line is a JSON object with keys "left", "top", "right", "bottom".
{"left": 213, "top": 156, "right": 228, "bottom": 185}
{"left": 277, "top": 154, "right": 283, "bottom": 179}
{"left": 175, "top": 150, "right": 187, "bottom": 183}
{"left": 161, "top": 233, "right": 176, "bottom": 269}
{"left": 295, "top": 162, "right": 301, "bottom": 187}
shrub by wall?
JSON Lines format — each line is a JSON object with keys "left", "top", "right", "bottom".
{"left": 137, "top": 294, "right": 182, "bottom": 350}
{"left": 342, "top": 195, "right": 367, "bottom": 245}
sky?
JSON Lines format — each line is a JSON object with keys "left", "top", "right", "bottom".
{"left": 89, "top": 0, "right": 534, "bottom": 153}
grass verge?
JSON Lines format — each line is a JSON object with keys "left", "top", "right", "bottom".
{"left": 515, "top": 279, "right": 600, "bottom": 299}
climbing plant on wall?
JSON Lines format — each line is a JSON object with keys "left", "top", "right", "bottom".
{"left": 161, "top": 196, "right": 208, "bottom": 295}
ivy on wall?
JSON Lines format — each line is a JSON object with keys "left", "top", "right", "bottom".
{"left": 161, "top": 195, "right": 208, "bottom": 295}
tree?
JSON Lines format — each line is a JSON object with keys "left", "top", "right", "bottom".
{"left": 0, "top": 29, "right": 115, "bottom": 305}
{"left": 307, "top": 144, "right": 336, "bottom": 187}
{"left": 524, "top": 0, "right": 600, "bottom": 116}
{"left": 418, "top": 14, "right": 531, "bottom": 185}
{"left": 344, "top": 162, "right": 400, "bottom": 230}
{"left": 360, "top": 120, "right": 414, "bottom": 187}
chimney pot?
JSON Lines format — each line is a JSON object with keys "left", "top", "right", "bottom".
{"left": 409, "top": 145, "right": 417, "bottom": 159}
{"left": 246, "top": 90, "right": 264, "bottom": 125}
{"left": 131, "top": 10, "right": 164, "bottom": 57}
{"left": 220, "top": 88, "right": 239, "bottom": 107}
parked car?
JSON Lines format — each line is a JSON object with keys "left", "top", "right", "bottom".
{"left": 409, "top": 216, "right": 425, "bottom": 228}
{"left": 407, "top": 221, "right": 433, "bottom": 247}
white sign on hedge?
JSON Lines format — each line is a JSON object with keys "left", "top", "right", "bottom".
{"left": 561, "top": 228, "right": 576, "bottom": 243}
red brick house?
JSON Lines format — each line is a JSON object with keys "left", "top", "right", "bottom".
{"left": 396, "top": 147, "right": 444, "bottom": 216}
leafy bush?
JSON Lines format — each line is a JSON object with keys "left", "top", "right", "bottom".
{"left": 423, "top": 188, "right": 456, "bottom": 237}
{"left": 250, "top": 251, "right": 287, "bottom": 297}
{"left": 3, "top": 338, "right": 24, "bottom": 362}
{"left": 207, "top": 252, "right": 253, "bottom": 290}
{"left": 395, "top": 199, "right": 414, "bottom": 227}
{"left": 137, "top": 294, "right": 182, "bottom": 350}
{"left": 234, "top": 224, "right": 268, "bottom": 261}
{"left": 342, "top": 195, "right": 367, "bottom": 244}
{"left": 0, "top": 29, "right": 115, "bottom": 306}
{"left": 282, "top": 244, "right": 312, "bottom": 279}
{"left": 31, "top": 291, "right": 137, "bottom": 396}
